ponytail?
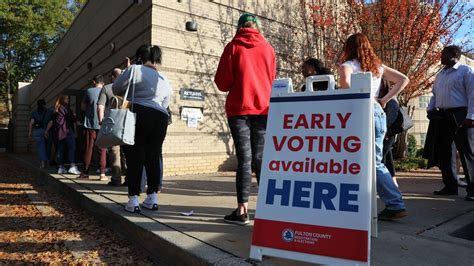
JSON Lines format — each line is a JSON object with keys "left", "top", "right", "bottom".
{"left": 135, "top": 44, "right": 162, "bottom": 65}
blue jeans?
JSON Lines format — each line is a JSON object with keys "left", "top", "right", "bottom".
{"left": 374, "top": 103, "right": 405, "bottom": 210}
{"left": 56, "top": 131, "right": 76, "bottom": 166}
{"left": 33, "top": 128, "right": 48, "bottom": 161}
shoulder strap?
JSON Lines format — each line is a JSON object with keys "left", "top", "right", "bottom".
{"left": 121, "top": 65, "right": 136, "bottom": 109}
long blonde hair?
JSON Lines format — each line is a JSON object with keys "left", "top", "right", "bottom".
{"left": 54, "top": 95, "right": 68, "bottom": 113}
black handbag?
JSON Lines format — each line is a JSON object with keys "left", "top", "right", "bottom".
{"left": 378, "top": 79, "right": 413, "bottom": 137}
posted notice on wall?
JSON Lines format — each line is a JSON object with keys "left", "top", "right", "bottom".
{"left": 250, "top": 74, "right": 374, "bottom": 265}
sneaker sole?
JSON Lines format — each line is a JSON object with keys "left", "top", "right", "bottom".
{"left": 68, "top": 171, "right": 81, "bottom": 175}
{"left": 142, "top": 203, "right": 159, "bottom": 210}
{"left": 224, "top": 218, "right": 250, "bottom": 226}
{"left": 125, "top": 206, "right": 141, "bottom": 213}
{"left": 379, "top": 212, "right": 407, "bottom": 221}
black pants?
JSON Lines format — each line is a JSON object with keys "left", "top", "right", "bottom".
{"left": 123, "top": 104, "right": 168, "bottom": 196}
{"left": 437, "top": 109, "right": 474, "bottom": 194}
{"left": 228, "top": 115, "right": 267, "bottom": 203}
{"left": 382, "top": 135, "right": 396, "bottom": 177}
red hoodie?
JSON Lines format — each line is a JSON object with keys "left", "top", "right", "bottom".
{"left": 214, "top": 28, "right": 276, "bottom": 117}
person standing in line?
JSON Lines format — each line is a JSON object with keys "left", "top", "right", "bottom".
{"left": 45, "top": 95, "right": 81, "bottom": 175}
{"left": 301, "top": 58, "right": 333, "bottom": 92}
{"left": 338, "top": 33, "right": 409, "bottom": 220}
{"left": 28, "top": 99, "right": 53, "bottom": 168}
{"left": 98, "top": 68, "right": 124, "bottom": 186}
{"left": 427, "top": 45, "right": 474, "bottom": 199}
{"left": 113, "top": 44, "right": 172, "bottom": 213}
{"left": 214, "top": 13, "right": 276, "bottom": 225}
{"left": 79, "top": 75, "right": 107, "bottom": 181}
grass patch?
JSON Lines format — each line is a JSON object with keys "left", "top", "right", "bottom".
{"left": 395, "top": 157, "right": 428, "bottom": 171}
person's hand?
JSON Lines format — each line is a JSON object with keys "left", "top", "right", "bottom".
{"left": 28, "top": 133, "right": 32, "bottom": 141}
{"left": 377, "top": 97, "right": 388, "bottom": 109}
{"left": 44, "top": 131, "right": 49, "bottom": 139}
{"left": 463, "top": 119, "right": 474, "bottom": 128}
{"left": 125, "top": 57, "right": 131, "bottom": 67}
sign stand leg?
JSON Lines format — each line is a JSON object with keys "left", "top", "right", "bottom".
{"left": 371, "top": 107, "right": 378, "bottom": 238}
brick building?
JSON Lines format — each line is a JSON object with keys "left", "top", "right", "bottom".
{"left": 12, "top": 0, "right": 320, "bottom": 175}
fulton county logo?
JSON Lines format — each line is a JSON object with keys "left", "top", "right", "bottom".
{"left": 281, "top": 228, "right": 295, "bottom": 242}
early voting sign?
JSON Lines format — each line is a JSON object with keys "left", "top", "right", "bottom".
{"left": 250, "top": 74, "right": 374, "bottom": 265}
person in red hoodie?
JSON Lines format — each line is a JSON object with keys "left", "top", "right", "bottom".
{"left": 215, "top": 13, "right": 276, "bottom": 225}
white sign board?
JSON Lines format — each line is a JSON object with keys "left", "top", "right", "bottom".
{"left": 250, "top": 73, "right": 374, "bottom": 265}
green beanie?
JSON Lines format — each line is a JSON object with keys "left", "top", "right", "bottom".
{"left": 238, "top": 13, "right": 258, "bottom": 26}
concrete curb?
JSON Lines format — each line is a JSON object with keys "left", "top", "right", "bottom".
{"left": 10, "top": 154, "right": 252, "bottom": 266}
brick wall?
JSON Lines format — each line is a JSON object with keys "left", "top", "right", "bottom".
{"left": 152, "top": 0, "right": 320, "bottom": 175}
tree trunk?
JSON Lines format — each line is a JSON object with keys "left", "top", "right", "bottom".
{"left": 394, "top": 131, "right": 408, "bottom": 159}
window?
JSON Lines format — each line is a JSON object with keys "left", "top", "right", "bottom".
{"left": 419, "top": 96, "right": 430, "bottom": 108}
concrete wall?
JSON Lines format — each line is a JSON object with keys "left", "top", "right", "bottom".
{"left": 12, "top": 83, "right": 31, "bottom": 153}
{"left": 28, "top": 0, "right": 153, "bottom": 108}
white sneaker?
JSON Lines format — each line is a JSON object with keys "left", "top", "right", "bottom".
{"left": 125, "top": 196, "right": 140, "bottom": 213}
{"left": 142, "top": 192, "right": 158, "bottom": 210}
{"left": 458, "top": 178, "right": 467, "bottom": 187}
{"left": 68, "top": 166, "right": 81, "bottom": 175}
{"left": 58, "top": 166, "right": 66, "bottom": 174}
{"left": 99, "top": 174, "right": 108, "bottom": 181}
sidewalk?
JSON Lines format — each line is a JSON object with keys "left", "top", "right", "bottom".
{"left": 11, "top": 154, "right": 474, "bottom": 265}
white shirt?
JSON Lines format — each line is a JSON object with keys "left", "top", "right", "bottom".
{"left": 342, "top": 60, "right": 384, "bottom": 98}
{"left": 427, "top": 63, "right": 474, "bottom": 119}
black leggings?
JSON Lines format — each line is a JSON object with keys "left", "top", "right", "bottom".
{"left": 123, "top": 104, "right": 168, "bottom": 196}
{"left": 228, "top": 115, "right": 267, "bottom": 203}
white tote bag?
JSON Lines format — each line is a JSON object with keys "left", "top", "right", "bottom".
{"left": 96, "top": 66, "right": 136, "bottom": 148}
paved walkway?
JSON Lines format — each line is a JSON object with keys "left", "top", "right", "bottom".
{"left": 12, "top": 154, "right": 474, "bottom": 265}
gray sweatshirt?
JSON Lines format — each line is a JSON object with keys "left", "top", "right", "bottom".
{"left": 112, "top": 65, "right": 172, "bottom": 114}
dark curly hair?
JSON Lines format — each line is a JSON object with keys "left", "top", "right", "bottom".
{"left": 303, "top": 58, "right": 332, "bottom": 75}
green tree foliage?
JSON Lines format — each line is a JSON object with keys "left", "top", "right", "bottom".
{"left": 0, "top": 0, "right": 85, "bottom": 118}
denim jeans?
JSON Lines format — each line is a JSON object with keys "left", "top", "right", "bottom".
{"left": 374, "top": 103, "right": 405, "bottom": 210}
{"left": 32, "top": 128, "right": 48, "bottom": 161}
{"left": 56, "top": 130, "right": 76, "bottom": 166}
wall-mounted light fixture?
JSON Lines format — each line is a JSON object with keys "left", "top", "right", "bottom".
{"left": 186, "top": 21, "right": 198, "bottom": 32}
{"left": 110, "top": 42, "right": 116, "bottom": 53}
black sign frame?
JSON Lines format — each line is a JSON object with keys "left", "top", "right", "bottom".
{"left": 180, "top": 88, "right": 205, "bottom": 101}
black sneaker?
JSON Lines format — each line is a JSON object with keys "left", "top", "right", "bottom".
{"left": 224, "top": 209, "right": 249, "bottom": 225}
{"left": 465, "top": 195, "right": 474, "bottom": 201}
{"left": 433, "top": 187, "right": 458, "bottom": 196}
{"left": 108, "top": 180, "right": 122, "bottom": 186}
{"left": 378, "top": 208, "right": 407, "bottom": 221}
